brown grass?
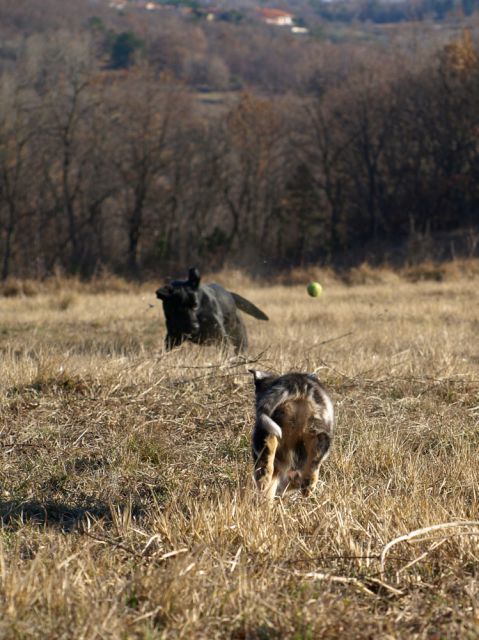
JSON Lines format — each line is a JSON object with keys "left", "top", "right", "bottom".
{"left": 1, "top": 267, "right": 478, "bottom": 639}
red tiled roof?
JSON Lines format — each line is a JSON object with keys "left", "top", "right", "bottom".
{"left": 258, "top": 8, "right": 293, "bottom": 18}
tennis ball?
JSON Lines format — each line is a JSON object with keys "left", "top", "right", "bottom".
{"left": 307, "top": 282, "right": 322, "bottom": 297}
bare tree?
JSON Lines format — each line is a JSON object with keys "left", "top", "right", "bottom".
{"left": 219, "top": 93, "right": 289, "bottom": 265}
{"left": 108, "top": 69, "right": 191, "bottom": 276}
{"left": 0, "top": 78, "right": 38, "bottom": 279}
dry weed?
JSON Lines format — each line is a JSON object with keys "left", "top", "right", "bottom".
{"left": 0, "top": 279, "right": 38, "bottom": 298}
{"left": 402, "top": 258, "right": 479, "bottom": 283}
{"left": 0, "top": 268, "right": 478, "bottom": 638}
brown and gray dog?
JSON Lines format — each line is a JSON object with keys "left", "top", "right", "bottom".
{"left": 250, "top": 370, "right": 334, "bottom": 500}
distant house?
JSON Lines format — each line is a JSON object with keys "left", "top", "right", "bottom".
{"left": 257, "top": 8, "right": 294, "bottom": 26}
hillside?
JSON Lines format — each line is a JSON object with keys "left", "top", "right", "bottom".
{"left": 0, "top": 0, "right": 478, "bottom": 278}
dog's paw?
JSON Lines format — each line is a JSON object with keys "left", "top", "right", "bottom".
{"left": 300, "top": 476, "right": 315, "bottom": 497}
{"left": 286, "top": 470, "right": 303, "bottom": 489}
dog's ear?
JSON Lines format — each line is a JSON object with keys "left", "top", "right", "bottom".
{"left": 248, "top": 369, "right": 272, "bottom": 382}
{"left": 249, "top": 370, "right": 275, "bottom": 393}
{"left": 188, "top": 267, "right": 201, "bottom": 290}
{"left": 156, "top": 285, "right": 173, "bottom": 300}
{"left": 316, "top": 431, "right": 332, "bottom": 461}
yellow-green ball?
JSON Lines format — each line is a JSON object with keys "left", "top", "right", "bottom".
{"left": 307, "top": 282, "right": 322, "bottom": 297}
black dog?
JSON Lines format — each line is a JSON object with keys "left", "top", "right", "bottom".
{"left": 156, "top": 268, "right": 268, "bottom": 352}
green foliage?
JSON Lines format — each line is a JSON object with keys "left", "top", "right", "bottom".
{"left": 462, "top": 0, "right": 475, "bottom": 14}
{"left": 293, "top": 15, "right": 307, "bottom": 27}
{"left": 110, "top": 31, "right": 144, "bottom": 69}
{"left": 432, "top": 0, "right": 454, "bottom": 19}
{"left": 87, "top": 16, "right": 105, "bottom": 31}
{"left": 217, "top": 10, "right": 245, "bottom": 24}
{"left": 310, "top": 0, "right": 461, "bottom": 23}
{"left": 155, "top": 0, "right": 199, "bottom": 7}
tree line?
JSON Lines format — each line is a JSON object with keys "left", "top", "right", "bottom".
{"left": 0, "top": 29, "right": 478, "bottom": 280}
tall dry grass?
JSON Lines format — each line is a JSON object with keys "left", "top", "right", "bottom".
{"left": 0, "top": 266, "right": 478, "bottom": 639}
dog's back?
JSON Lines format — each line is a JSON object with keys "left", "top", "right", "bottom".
{"left": 201, "top": 283, "right": 248, "bottom": 350}
{"left": 250, "top": 371, "right": 334, "bottom": 499}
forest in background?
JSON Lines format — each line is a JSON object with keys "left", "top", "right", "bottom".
{"left": 0, "top": 0, "right": 478, "bottom": 279}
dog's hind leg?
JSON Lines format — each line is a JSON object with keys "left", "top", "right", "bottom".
{"left": 300, "top": 431, "right": 331, "bottom": 496}
{"left": 226, "top": 315, "right": 248, "bottom": 354}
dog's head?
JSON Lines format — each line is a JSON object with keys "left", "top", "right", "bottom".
{"left": 249, "top": 369, "right": 276, "bottom": 394}
{"left": 156, "top": 268, "right": 202, "bottom": 339}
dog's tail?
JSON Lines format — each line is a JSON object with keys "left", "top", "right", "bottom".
{"left": 230, "top": 292, "right": 269, "bottom": 321}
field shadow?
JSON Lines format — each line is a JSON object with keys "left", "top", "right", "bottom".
{"left": 0, "top": 499, "right": 131, "bottom": 532}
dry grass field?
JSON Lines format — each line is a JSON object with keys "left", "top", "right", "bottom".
{"left": 0, "top": 265, "right": 478, "bottom": 639}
